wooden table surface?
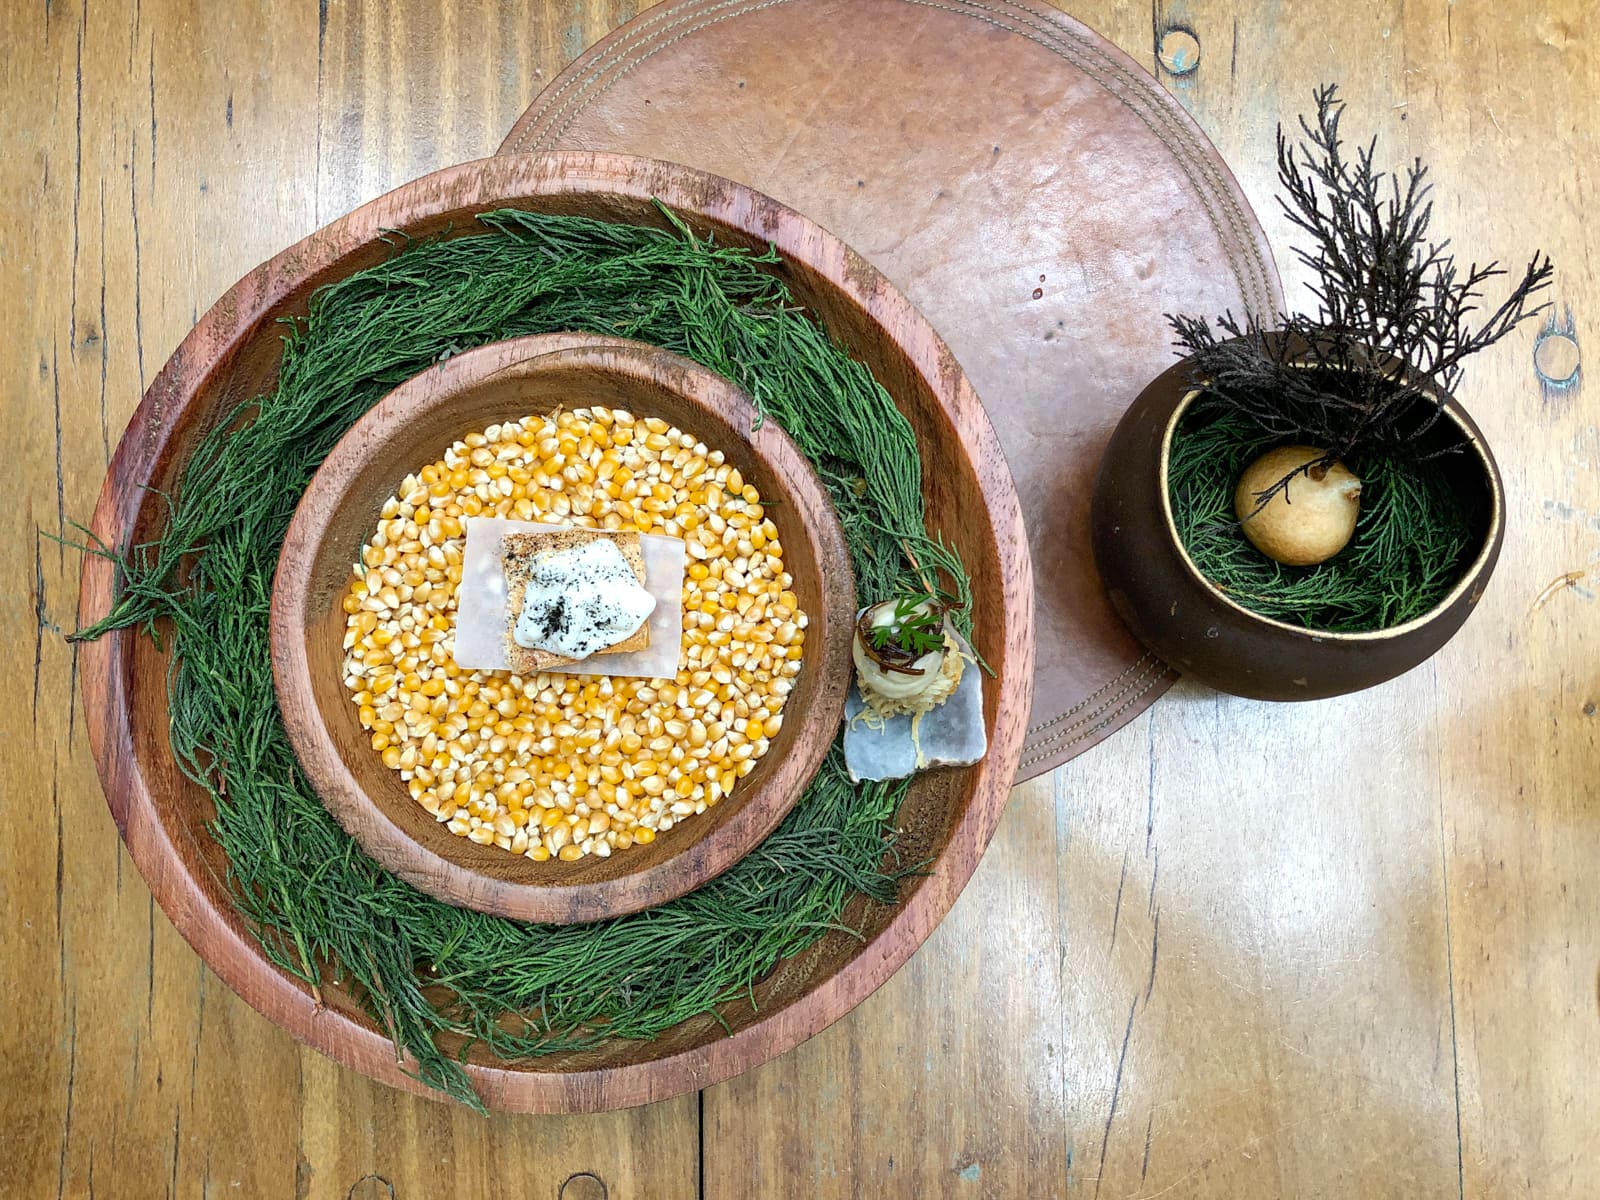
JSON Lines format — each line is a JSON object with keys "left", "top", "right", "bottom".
{"left": 7, "top": 2, "right": 1594, "bottom": 1196}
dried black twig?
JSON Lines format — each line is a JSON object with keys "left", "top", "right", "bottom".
{"left": 1170, "top": 84, "right": 1553, "bottom": 510}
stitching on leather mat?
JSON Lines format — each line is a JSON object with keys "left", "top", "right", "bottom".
{"left": 1023, "top": 652, "right": 1159, "bottom": 738}
{"left": 1028, "top": 655, "right": 1169, "bottom": 753}
{"left": 1018, "top": 656, "right": 1172, "bottom": 769}
{"left": 518, "top": 0, "right": 755, "bottom": 142}
{"left": 514, "top": 1, "right": 704, "bottom": 128}
{"left": 517, "top": 0, "right": 787, "bottom": 152}
{"left": 898, "top": 0, "right": 1275, "bottom": 314}
{"left": 509, "top": 0, "right": 1274, "bottom": 755}
{"left": 518, "top": 0, "right": 771, "bottom": 148}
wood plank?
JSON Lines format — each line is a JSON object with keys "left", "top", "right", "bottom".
{"left": 701, "top": 1, "right": 1597, "bottom": 1197}
{"left": 1402, "top": 3, "right": 1600, "bottom": 1195}
{"left": 5, "top": 2, "right": 317, "bottom": 1195}
{"left": 297, "top": 1052, "right": 698, "bottom": 1200}
{"left": 1057, "top": 687, "right": 1461, "bottom": 1197}
{"left": 704, "top": 775, "right": 1070, "bottom": 1197}
{"left": 5, "top": 2, "right": 696, "bottom": 1196}
{"left": 315, "top": 0, "right": 647, "bottom": 219}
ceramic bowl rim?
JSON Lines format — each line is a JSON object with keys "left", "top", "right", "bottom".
{"left": 1156, "top": 385, "right": 1504, "bottom": 642}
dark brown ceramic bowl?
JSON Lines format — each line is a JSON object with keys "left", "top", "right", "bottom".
{"left": 270, "top": 333, "right": 854, "bottom": 925}
{"left": 1090, "top": 353, "right": 1504, "bottom": 701}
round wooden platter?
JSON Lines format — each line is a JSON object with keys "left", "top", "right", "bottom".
{"left": 500, "top": 0, "right": 1285, "bottom": 778}
{"left": 271, "top": 333, "right": 857, "bottom": 924}
{"left": 77, "top": 152, "right": 1034, "bottom": 1112}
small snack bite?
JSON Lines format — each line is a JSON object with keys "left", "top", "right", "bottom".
{"left": 852, "top": 598, "right": 964, "bottom": 717}
{"left": 844, "top": 596, "right": 986, "bottom": 782}
{"left": 503, "top": 529, "right": 655, "bottom": 674}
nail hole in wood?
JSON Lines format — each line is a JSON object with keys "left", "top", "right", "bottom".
{"left": 347, "top": 1176, "right": 396, "bottom": 1200}
{"left": 560, "top": 1173, "right": 608, "bottom": 1200}
{"left": 1158, "top": 28, "right": 1201, "bottom": 76}
{"left": 1534, "top": 331, "right": 1581, "bottom": 388}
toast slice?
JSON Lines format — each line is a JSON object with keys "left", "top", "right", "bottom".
{"left": 503, "top": 529, "right": 651, "bottom": 674}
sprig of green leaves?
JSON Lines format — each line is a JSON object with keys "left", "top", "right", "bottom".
{"left": 867, "top": 596, "right": 945, "bottom": 656}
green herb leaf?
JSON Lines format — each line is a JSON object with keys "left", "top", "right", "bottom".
{"left": 867, "top": 596, "right": 945, "bottom": 655}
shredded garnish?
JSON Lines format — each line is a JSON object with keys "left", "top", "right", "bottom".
{"left": 857, "top": 631, "right": 965, "bottom": 720}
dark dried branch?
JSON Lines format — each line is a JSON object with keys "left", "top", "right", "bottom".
{"left": 1169, "top": 83, "right": 1554, "bottom": 507}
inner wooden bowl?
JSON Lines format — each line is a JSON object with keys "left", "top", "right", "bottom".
{"left": 270, "top": 334, "right": 853, "bottom": 923}
{"left": 78, "top": 153, "right": 1034, "bottom": 1112}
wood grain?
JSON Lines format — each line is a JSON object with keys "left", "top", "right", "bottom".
{"left": 7, "top": 0, "right": 1597, "bottom": 1197}
{"left": 272, "top": 332, "right": 855, "bottom": 923}
{"left": 4, "top": 2, "right": 702, "bottom": 1196}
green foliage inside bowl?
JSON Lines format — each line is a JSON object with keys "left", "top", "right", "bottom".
{"left": 1167, "top": 391, "right": 1481, "bottom": 633}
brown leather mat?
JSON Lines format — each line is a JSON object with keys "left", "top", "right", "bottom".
{"left": 499, "top": 0, "right": 1282, "bottom": 779}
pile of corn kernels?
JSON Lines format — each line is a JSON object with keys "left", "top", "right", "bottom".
{"left": 340, "top": 406, "right": 805, "bottom": 862}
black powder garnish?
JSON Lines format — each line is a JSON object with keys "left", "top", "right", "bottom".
{"left": 512, "top": 543, "right": 648, "bottom": 653}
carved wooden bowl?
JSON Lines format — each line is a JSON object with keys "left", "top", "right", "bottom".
{"left": 77, "top": 153, "right": 1033, "bottom": 1112}
{"left": 270, "top": 333, "right": 854, "bottom": 923}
